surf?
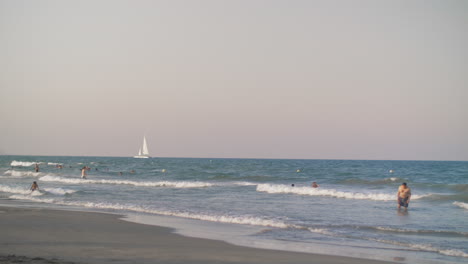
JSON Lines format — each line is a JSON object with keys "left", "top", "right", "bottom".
{"left": 39, "top": 175, "right": 214, "bottom": 188}
{"left": 256, "top": 183, "right": 429, "bottom": 201}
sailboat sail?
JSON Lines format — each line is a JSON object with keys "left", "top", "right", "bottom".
{"left": 134, "top": 136, "right": 150, "bottom": 158}
{"left": 142, "top": 137, "right": 149, "bottom": 156}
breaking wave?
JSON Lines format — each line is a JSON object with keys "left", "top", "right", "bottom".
{"left": 8, "top": 195, "right": 291, "bottom": 229}
{"left": 3, "top": 170, "right": 42, "bottom": 177}
{"left": 43, "top": 187, "right": 77, "bottom": 195}
{"left": 453, "top": 201, "right": 468, "bottom": 210}
{"left": 367, "top": 238, "right": 468, "bottom": 258}
{"left": 39, "top": 175, "right": 213, "bottom": 188}
{"left": 0, "top": 185, "right": 38, "bottom": 195}
{"left": 10, "top": 161, "right": 40, "bottom": 167}
{"left": 0, "top": 184, "right": 76, "bottom": 196}
{"left": 256, "top": 184, "right": 428, "bottom": 201}
{"left": 8, "top": 193, "right": 467, "bottom": 259}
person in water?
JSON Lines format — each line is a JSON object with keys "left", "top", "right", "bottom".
{"left": 35, "top": 163, "right": 39, "bottom": 172}
{"left": 311, "top": 182, "right": 319, "bottom": 188}
{"left": 30, "top": 181, "right": 39, "bottom": 192}
{"left": 397, "top": 182, "right": 411, "bottom": 209}
{"left": 81, "top": 166, "right": 87, "bottom": 179}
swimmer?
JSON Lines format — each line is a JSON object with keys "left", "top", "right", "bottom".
{"left": 81, "top": 166, "right": 87, "bottom": 179}
{"left": 30, "top": 181, "right": 39, "bottom": 192}
{"left": 397, "top": 182, "right": 411, "bottom": 209}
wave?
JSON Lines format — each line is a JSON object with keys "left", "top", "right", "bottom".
{"left": 368, "top": 238, "right": 468, "bottom": 258}
{"left": 3, "top": 170, "right": 42, "bottom": 177}
{"left": 453, "top": 201, "right": 468, "bottom": 210}
{"left": 8, "top": 195, "right": 291, "bottom": 229}
{"left": 0, "top": 184, "right": 75, "bottom": 196}
{"left": 256, "top": 184, "right": 428, "bottom": 201}
{"left": 39, "top": 176, "right": 214, "bottom": 188}
{"left": 307, "top": 227, "right": 335, "bottom": 236}
{"left": 371, "top": 226, "right": 468, "bottom": 238}
{"left": 8, "top": 193, "right": 467, "bottom": 259}
{"left": 450, "top": 184, "right": 468, "bottom": 192}
{"left": 340, "top": 177, "right": 404, "bottom": 185}
{"left": 43, "top": 187, "right": 76, "bottom": 196}
{"left": 10, "top": 161, "right": 40, "bottom": 167}
{"left": 0, "top": 185, "right": 39, "bottom": 195}
{"left": 420, "top": 193, "right": 468, "bottom": 203}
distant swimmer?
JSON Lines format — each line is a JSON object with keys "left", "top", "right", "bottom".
{"left": 81, "top": 166, "right": 87, "bottom": 179}
{"left": 311, "top": 182, "right": 319, "bottom": 188}
{"left": 30, "top": 181, "right": 39, "bottom": 192}
{"left": 397, "top": 182, "right": 411, "bottom": 209}
{"left": 35, "top": 163, "right": 39, "bottom": 172}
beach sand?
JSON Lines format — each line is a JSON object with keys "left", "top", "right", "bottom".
{"left": 0, "top": 204, "right": 396, "bottom": 264}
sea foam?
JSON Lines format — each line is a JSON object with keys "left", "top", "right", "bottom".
{"left": 39, "top": 175, "right": 213, "bottom": 188}
{"left": 453, "top": 201, "right": 468, "bottom": 210}
{"left": 4, "top": 170, "right": 41, "bottom": 177}
{"left": 43, "top": 187, "right": 76, "bottom": 195}
{"left": 8, "top": 195, "right": 291, "bottom": 229}
{"left": 256, "top": 184, "right": 428, "bottom": 201}
{"left": 0, "top": 185, "right": 35, "bottom": 195}
{"left": 10, "top": 161, "right": 39, "bottom": 167}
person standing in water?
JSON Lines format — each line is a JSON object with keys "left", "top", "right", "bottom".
{"left": 397, "top": 182, "right": 411, "bottom": 209}
{"left": 81, "top": 166, "right": 87, "bottom": 179}
{"left": 30, "top": 181, "right": 39, "bottom": 192}
{"left": 34, "top": 163, "right": 39, "bottom": 172}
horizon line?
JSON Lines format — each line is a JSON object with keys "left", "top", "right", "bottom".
{"left": 1, "top": 154, "right": 467, "bottom": 162}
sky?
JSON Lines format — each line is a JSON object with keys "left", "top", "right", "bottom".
{"left": 1, "top": 0, "right": 467, "bottom": 160}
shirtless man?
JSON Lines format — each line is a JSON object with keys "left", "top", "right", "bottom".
{"left": 81, "top": 167, "right": 87, "bottom": 179}
{"left": 397, "top": 182, "right": 411, "bottom": 209}
{"left": 30, "top": 181, "right": 39, "bottom": 192}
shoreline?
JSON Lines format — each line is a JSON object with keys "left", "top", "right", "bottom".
{"left": 0, "top": 202, "right": 397, "bottom": 264}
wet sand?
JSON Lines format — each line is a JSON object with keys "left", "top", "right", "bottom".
{"left": 0, "top": 205, "right": 396, "bottom": 264}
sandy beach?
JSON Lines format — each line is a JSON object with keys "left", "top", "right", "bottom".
{"left": 0, "top": 203, "right": 397, "bottom": 264}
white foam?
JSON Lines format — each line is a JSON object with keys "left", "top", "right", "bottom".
{"left": 7, "top": 195, "right": 291, "bottom": 229}
{"left": 43, "top": 187, "right": 76, "bottom": 195}
{"left": 225, "top": 181, "right": 258, "bottom": 186}
{"left": 374, "top": 226, "right": 468, "bottom": 237}
{"left": 410, "top": 244, "right": 468, "bottom": 258}
{"left": 9, "top": 194, "right": 53, "bottom": 202}
{"left": 307, "top": 228, "right": 334, "bottom": 236}
{"left": 10, "top": 161, "right": 39, "bottom": 167}
{"left": 0, "top": 185, "right": 35, "bottom": 195}
{"left": 3, "top": 170, "right": 41, "bottom": 177}
{"left": 256, "top": 184, "right": 427, "bottom": 201}
{"left": 367, "top": 237, "right": 468, "bottom": 258}
{"left": 38, "top": 176, "right": 213, "bottom": 188}
{"left": 453, "top": 201, "right": 468, "bottom": 210}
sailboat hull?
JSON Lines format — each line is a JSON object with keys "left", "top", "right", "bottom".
{"left": 133, "top": 155, "right": 150, "bottom": 159}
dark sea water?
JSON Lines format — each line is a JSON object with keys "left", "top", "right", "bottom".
{"left": 1, "top": 155, "right": 467, "bottom": 263}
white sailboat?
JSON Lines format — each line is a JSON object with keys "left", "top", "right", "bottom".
{"left": 134, "top": 136, "right": 150, "bottom": 158}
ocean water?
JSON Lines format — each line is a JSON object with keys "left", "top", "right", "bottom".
{"left": 1, "top": 156, "right": 467, "bottom": 264}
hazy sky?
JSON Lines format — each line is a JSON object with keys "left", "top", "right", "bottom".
{"left": 1, "top": 0, "right": 467, "bottom": 160}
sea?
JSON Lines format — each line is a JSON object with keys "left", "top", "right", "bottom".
{"left": 1, "top": 155, "right": 467, "bottom": 264}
